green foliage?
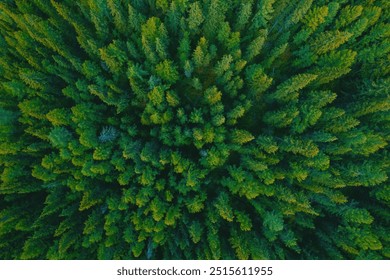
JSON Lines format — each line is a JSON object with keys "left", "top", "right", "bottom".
{"left": 155, "top": 60, "right": 179, "bottom": 84}
{"left": 231, "top": 129, "right": 255, "bottom": 144}
{"left": 0, "top": 0, "right": 388, "bottom": 260}
{"left": 187, "top": 1, "right": 204, "bottom": 31}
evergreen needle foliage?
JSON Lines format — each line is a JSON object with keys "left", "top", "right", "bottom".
{"left": 0, "top": 0, "right": 389, "bottom": 260}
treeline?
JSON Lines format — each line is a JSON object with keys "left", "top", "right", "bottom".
{"left": 0, "top": 0, "right": 389, "bottom": 259}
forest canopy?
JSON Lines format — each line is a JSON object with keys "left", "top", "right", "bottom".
{"left": 0, "top": 0, "right": 389, "bottom": 259}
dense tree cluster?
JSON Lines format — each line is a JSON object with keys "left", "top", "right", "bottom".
{"left": 0, "top": 0, "right": 389, "bottom": 259}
